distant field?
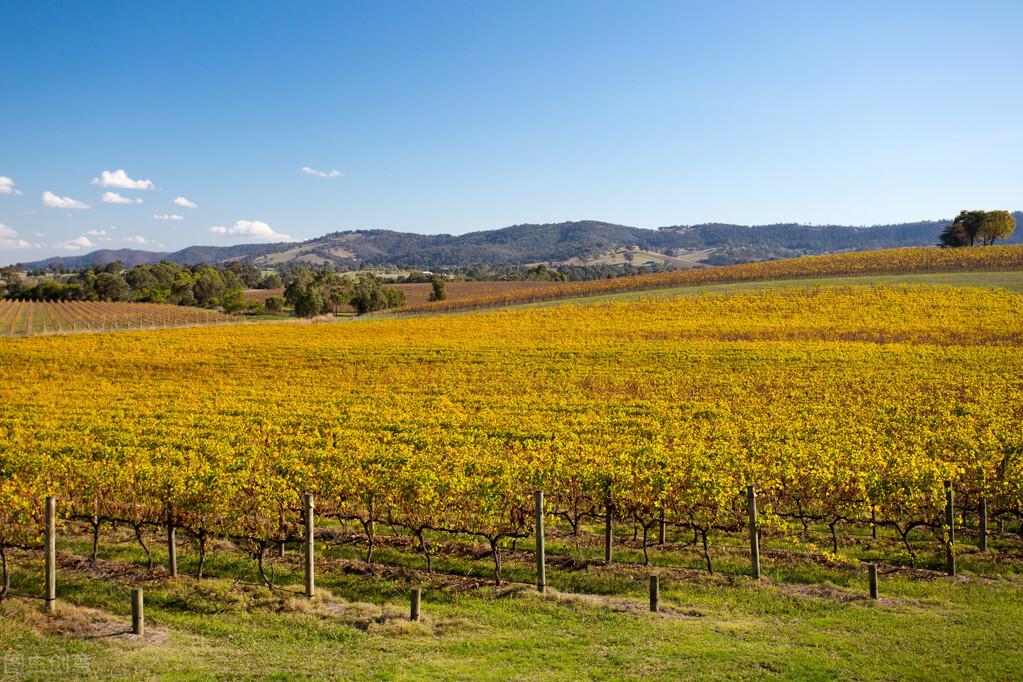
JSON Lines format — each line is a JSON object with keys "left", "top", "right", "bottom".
{"left": 0, "top": 300, "right": 234, "bottom": 337}
{"left": 521, "top": 269, "right": 1023, "bottom": 309}
{"left": 402, "top": 245, "right": 1023, "bottom": 313}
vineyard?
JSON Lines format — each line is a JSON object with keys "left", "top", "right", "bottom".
{"left": 3, "top": 284, "right": 1023, "bottom": 573}
{"left": 400, "top": 244, "right": 1023, "bottom": 312}
{"left": 0, "top": 300, "right": 236, "bottom": 336}
{"left": 1, "top": 283, "right": 1022, "bottom": 677}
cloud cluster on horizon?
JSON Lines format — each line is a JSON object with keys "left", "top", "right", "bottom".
{"left": 301, "top": 166, "right": 343, "bottom": 178}
{"left": 5, "top": 169, "right": 309, "bottom": 256}
{"left": 210, "top": 219, "right": 290, "bottom": 241}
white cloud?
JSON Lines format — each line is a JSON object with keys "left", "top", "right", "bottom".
{"left": 0, "top": 176, "right": 23, "bottom": 195}
{"left": 102, "top": 191, "right": 143, "bottom": 205}
{"left": 86, "top": 229, "right": 109, "bottom": 236}
{"left": 123, "top": 235, "right": 152, "bottom": 245}
{"left": 153, "top": 213, "right": 184, "bottom": 221}
{"left": 172, "top": 196, "right": 197, "bottom": 208}
{"left": 209, "top": 219, "right": 291, "bottom": 240}
{"left": 0, "top": 223, "right": 30, "bottom": 249}
{"left": 301, "top": 166, "right": 343, "bottom": 178}
{"left": 91, "top": 169, "right": 154, "bottom": 190}
{"left": 42, "top": 191, "right": 90, "bottom": 209}
{"left": 56, "top": 236, "right": 95, "bottom": 251}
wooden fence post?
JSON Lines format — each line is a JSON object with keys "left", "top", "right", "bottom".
{"left": 657, "top": 509, "right": 666, "bottom": 545}
{"left": 304, "top": 493, "right": 315, "bottom": 598}
{"left": 45, "top": 496, "right": 56, "bottom": 613}
{"left": 868, "top": 563, "right": 878, "bottom": 600}
{"left": 131, "top": 588, "right": 144, "bottom": 636}
{"left": 410, "top": 587, "right": 421, "bottom": 622}
{"left": 166, "top": 523, "right": 177, "bottom": 578}
{"left": 604, "top": 490, "right": 613, "bottom": 566}
{"left": 944, "top": 481, "right": 955, "bottom": 577}
{"left": 649, "top": 574, "right": 659, "bottom": 613}
{"left": 978, "top": 498, "right": 988, "bottom": 553}
{"left": 534, "top": 490, "right": 546, "bottom": 593}
{"left": 747, "top": 485, "right": 761, "bottom": 580}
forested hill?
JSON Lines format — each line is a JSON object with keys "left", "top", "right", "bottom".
{"left": 17, "top": 213, "right": 1023, "bottom": 270}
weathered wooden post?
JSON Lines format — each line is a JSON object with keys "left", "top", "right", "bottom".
{"left": 944, "top": 481, "right": 955, "bottom": 577}
{"left": 166, "top": 522, "right": 177, "bottom": 578}
{"left": 410, "top": 587, "right": 421, "bottom": 622}
{"left": 304, "top": 493, "right": 315, "bottom": 598}
{"left": 657, "top": 508, "right": 666, "bottom": 545}
{"left": 131, "top": 588, "right": 144, "bottom": 636}
{"left": 747, "top": 485, "right": 761, "bottom": 580}
{"left": 534, "top": 490, "right": 546, "bottom": 593}
{"left": 868, "top": 563, "right": 878, "bottom": 600}
{"left": 649, "top": 574, "right": 659, "bottom": 613}
{"left": 45, "top": 496, "right": 56, "bottom": 613}
{"left": 978, "top": 498, "right": 988, "bottom": 553}
{"left": 604, "top": 490, "right": 613, "bottom": 566}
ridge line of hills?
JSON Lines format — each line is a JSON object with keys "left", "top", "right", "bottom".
{"left": 15, "top": 213, "right": 1023, "bottom": 270}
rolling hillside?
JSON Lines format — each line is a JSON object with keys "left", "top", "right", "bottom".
{"left": 17, "top": 213, "right": 1023, "bottom": 271}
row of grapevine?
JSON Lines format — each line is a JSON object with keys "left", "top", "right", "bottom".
{"left": 0, "top": 300, "right": 236, "bottom": 336}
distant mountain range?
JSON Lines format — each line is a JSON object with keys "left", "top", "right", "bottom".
{"left": 16, "top": 213, "right": 1023, "bottom": 270}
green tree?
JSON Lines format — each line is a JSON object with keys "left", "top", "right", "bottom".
{"left": 192, "top": 266, "right": 227, "bottom": 306}
{"left": 978, "top": 210, "right": 1016, "bottom": 246}
{"left": 257, "top": 272, "right": 283, "bottom": 289}
{"left": 264, "top": 296, "right": 284, "bottom": 313}
{"left": 283, "top": 267, "right": 325, "bottom": 317}
{"left": 221, "top": 288, "right": 248, "bottom": 313}
{"left": 171, "top": 271, "right": 196, "bottom": 305}
{"left": 93, "top": 272, "right": 130, "bottom": 301}
{"left": 349, "top": 274, "right": 406, "bottom": 314}
{"left": 428, "top": 276, "right": 447, "bottom": 301}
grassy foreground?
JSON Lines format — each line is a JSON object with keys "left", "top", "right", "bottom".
{"left": 2, "top": 517, "right": 1022, "bottom": 681}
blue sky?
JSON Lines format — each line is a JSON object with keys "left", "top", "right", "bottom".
{"left": 1, "top": 1, "right": 1021, "bottom": 263}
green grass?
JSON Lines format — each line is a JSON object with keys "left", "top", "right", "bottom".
{"left": 3, "top": 520, "right": 1022, "bottom": 680}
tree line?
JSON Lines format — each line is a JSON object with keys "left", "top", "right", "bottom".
{"left": 0, "top": 260, "right": 281, "bottom": 312}
{"left": 283, "top": 267, "right": 407, "bottom": 316}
